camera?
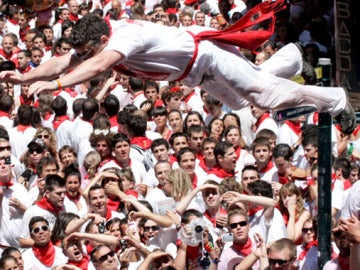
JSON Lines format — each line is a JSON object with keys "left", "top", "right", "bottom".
{"left": 119, "top": 239, "right": 127, "bottom": 250}
{"left": 178, "top": 217, "right": 205, "bottom": 247}
{"left": 98, "top": 221, "right": 105, "bottom": 233}
{"left": 221, "top": 233, "right": 234, "bottom": 242}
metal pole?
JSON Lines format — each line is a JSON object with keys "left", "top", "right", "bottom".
{"left": 317, "top": 58, "right": 332, "bottom": 268}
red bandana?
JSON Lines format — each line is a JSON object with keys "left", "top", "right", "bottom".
{"left": 259, "top": 160, "right": 274, "bottom": 173}
{"left": 298, "top": 240, "right": 317, "bottom": 261}
{"left": 66, "top": 192, "right": 81, "bottom": 203}
{"left": 130, "top": 136, "right": 152, "bottom": 150}
{"left": 35, "top": 197, "right": 62, "bottom": 216}
{"left": 16, "top": 124, "right": 31, "bottom": 132}
{"left": 32, "top": 242, "right": 56, "bottom": 267}
{"left": 255, "top": 113, "right": 270, "bottom": 130}
{"left": 277, "top": 172, "right": 289, "bottom": 185}
{"left": 338, "top": 254, "right": 350, "bottom": 270}
{"left": 109, "top": 115, "right": 118, "bottom": 128}
{"left": 204, "top": 208, "right": 226, "bottom": 227}
{"left": 107, "top": 197, "right": 121, "bottom": 213}
{"left": 232, "top": 237, "right": 252, "bottom": 256}
{"left": 285, "top": 120, "right": 302, "bottom": 136}
{"left": 0, "top": 180, "right": 14, "bottom": 189}
{"left": 211, "top": 166, "right": 235, "bottom": 178}
{"left": 183, "top": 90, "right": 196, "bottom": 103}
{"left": 20, "top": 95, "right": 33, "bottom": 105}
{"left": 0, "top": 111, "right": 10, "bottom": 118}
{"left": 68, "top": 255, "right": 90, "bottom": 270}
{"left": 53, "top": 115, "right": 70, "bottom": 130}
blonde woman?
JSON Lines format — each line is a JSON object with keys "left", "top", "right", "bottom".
{"left": 81, "top": 150, "right": 101, "bottom": 190}
{"left": 34, "top": 127, "right": 58, "bottom": 158}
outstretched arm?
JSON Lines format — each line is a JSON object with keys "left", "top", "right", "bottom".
{"left": 28, "top": 50, "right": 123, "bottom": 96}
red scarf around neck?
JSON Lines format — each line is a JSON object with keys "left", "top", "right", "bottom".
{"left": 130, "top": 136, "right": 152, "bottom": 150}
{"left": 66, "top": 191, "right": 81, "bottom": 203}
{"left": 255, "top": 113, "right": 270, "bottom": 130}
{"left": 68, "top": 255, "right": 89, "bottom": 270}
{"left": 338, "top": 254, "right": 350, "bottom": 270}
{"left": 211, "top": 166, "right": 235, "bottom": 178}
{"left": 298, "top": 240, "right": 317, "bottom": 260}
{"left": 32, "top": 242, "right": 56, "bottom": 267}
{"left": 233, "top": 237, "right": 253, "bottom": 256}
{"left": 35, "top": 196, "right": 62, "bottom": 216}
{"left": 259, "top": 160, "right": 274, "bottom": 173}
{"left": 53, "top": 115, "right": 70, "bottom": 130}
{"left": 0, "top": 179, "right": 14, "bottom": 188}
{"left": 285, "top": 120, "right": 302, "bottom": 136}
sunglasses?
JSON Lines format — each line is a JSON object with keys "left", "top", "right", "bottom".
{"left": 204, "top": 189, "right": 218, "bottom": 197}
{"left": 0, "top": 146, "right": 11, "bottom": 151}
{"left": 229, "top": 221, "right": 248, "bottom": 229}
{"left": 97, "top": 251, "right": 115, "bottom": 263}
{"left": 144, "top": 225, "right": 160, "bottom": 232}
{"left": 302, "top": 227, "right": 314, "bottom": 233}
{"left": 269, "top": 258, "right": 292, "bottom": 266}
{"left": 38, "top": 134, "right": 50, "bottom": 139}
{"left": 31, "top": 225, "right": 49, "bottom": 234}
{"left": 0, "top": 156, "right": 11, "bottom": 165}
{"left": 29, "top": 148, "right": 43, "bottom": 154}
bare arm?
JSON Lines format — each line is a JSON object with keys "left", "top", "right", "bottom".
{"left": 28, "top": 50, "right": 123, "bottom": 96}
{"left": 129, "top": 211, "right": 173, "bottom": 228}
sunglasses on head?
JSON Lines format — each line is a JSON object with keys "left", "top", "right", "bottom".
{"left": 97, "top": 251, "right": 115, "bottom": 263}
{"left": 229, "top": 221, "right": 247, "bottom": 229}
{"left": 268, "top": 258, "right": 292, "bottom": 266}
{"left": 302, "top": 227, "right": 314, "bottom": 233}
{"left": 29, "top": 147, "right": 43, "bottom": 154}
{"left": 0, "top": 146, "right": 11, "bottom": 151}
{"left": 143, "top": 225, "right": 160, "bottom": 232}
{"left": 31, "top": 225, "right": 49, "bottom": 234}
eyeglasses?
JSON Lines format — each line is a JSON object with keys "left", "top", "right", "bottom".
{"left": 204, "top": 189, "right": 218, "bottom": 197}
{"left": 29, "top": 148, "right": 43, "bottom": 154}
{"left": 0, "top": 156, "right": 11, "bottom": 165}
{"left": 0, "top": 146, "right": 11, "bottom": 151}
{"left": 143, "top": 225, "right": 160, "bottom": 232}
{"left": 38, "top": 134, "right": 50, "bottom": 139}
{"left": 269, "top": 258, "right": 292, "bottom": 266}
{"left": 302, "top": 227, "right": 314, "bottom": 233}
{"left": 31, "top": 225, "right": 49, "bottom": 234}
{"left": 229, "top": 221, "right": 248, "bottom": 229}
{"left": 96, "top": 251, "right": 116, "bottom": 263}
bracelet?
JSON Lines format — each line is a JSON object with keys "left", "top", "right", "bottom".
{"left": 52, "top": 79, "right": 62, "bottom": 89}
{"left": 292, "top": 142, "right": 299, "bottom": 150}
{"left": 204, "top": 242, "right": 215, "bottom": 252}
{"left": 212, "top": 258, "right": 220, "bottom": 264}
{"left": 347, "top": 143, "right": 354, "bottom": 156}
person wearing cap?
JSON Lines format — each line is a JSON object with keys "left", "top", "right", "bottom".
{"left": 0, "top": 6, "right": 356, "bottom": 136}
{"left": 0, "top": 149, "right": 31, "bottom": 253}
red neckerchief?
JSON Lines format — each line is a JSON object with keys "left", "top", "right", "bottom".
{"left": 285, "top": 120, "right": 302, "bottom": 136}
{"left": 0, "top": 179, "right": 14, "bottom": 189}
{"left": 169, "top": 154, "right": 177, "bottom": 165}
{"left": 196, "top": 152, "right": 203, "bottom": 161}
{"left": 16, "top": 124, "right": 31, "bottom": 132}
{"left": 109, "top": 115, "right": 118, "bottom": 128}
{"left": 343, "top": 179, "right": 352, "bottom": 190}
{"left": 331, "top": 173, "right": 340, "bottom": 191}
{"left": 20, "top": 94, "right": 33, "bottom": 105}
{"left": 107, "top": 197, "right": 121, "bottom": 212}
{"left": 64, "top": 87, "right": 78, "bottom": 98}
{"left": 191, "top": 174, "right": 198, "bottom": 189}
{"left": 99, "top": 156, "right": 113, "bottom": 168}
{"left": 69, "top": 13, "right": 79, "bottom": 22}
{"left": 167, "top": 8, "right": 178, "bottom": 14}
{"left": 232, "top": 237, "right": 252, "bottom": 256}
{"left": 183, "top": 90, "right": 196, "bottom": 103}
{"left": 57, "top": 19, "right": 64, "bottom": 24}
{"left": 0, "top": 111, "right": 10, "bottom": 118}
{"left": 0, "top": 49, "right": 13, "bottom": 61}
{"left": 53, "top": 115, "right": 70, "bottom": 130}
{"left": 154, "top": 99, "right": 164, "bottom": 107}
{"left": 197, "top": 155, "right": 214, "bottom": 173}
{"left": 248, "top": 205, "right": 263, "bottom": 217}
{"left": 204, "top": 208, "right": 226, "bottom": 227}
{"left": 125, "top": 189, "right": 138, "bottom": 198}
{"left": 19, "top": 25, "right": 30, "bottom": 42}
{"left": 53, "top": 90, "right": 62, "bottom": 96}
{"left": 338, "top": 254, "right": 350, "bottom": 270}
{"left": 298, "top": 240, "right": 317, "bottom": 260}
{"left": 32, "top": 242, "right": 56, "bottom": 267}
{"left": 352, "top": 125, "right": 360, "bottom": 136}
{"left": 109, "top": 82, "right": 119, "bottom": 91}
{"left": 255, "top": 113, "right": 270, "bottom": 130}
{"left": 66, "top": 191, "right": 81, "bottom": 203}
{"left": 113, "top": 158, "right": 132, "bottom": 169}
{"left": 45, "top": 45, "right": 52, "bottom": 52}
{"left": 68, "top": 255, "right": 89, "bottom": 270}
{"left": 105, "top": 208, "right": 112, "bottom": 220}
{"left": 19, "top": 65, "right": 32, "bottom": 74}
{"left": 277, "top": 172, "right": 289, "bottom": 185}
{"left": 259, "top": 160, "right": 274, "bottom": 173}
{"left": 132, "top": 91, "right": 144, "bottom": 100}
{"left": 203, "top": 105, "right": 209, "bottom": 114}
{"left": 86, "top": 243, "right": 94, "bottom": 254}
{"left": 211, "top": 166, "right": 235, "bottom": 178}
{"left": 130, "top": 136, "right": 152, "bottom": 150}
{"left": 8, "top": 17, "right": 18, "bottom": 25}
{"left": 35, "top": 196, "right": 62, "bottom": 216}
{"left": 186, "top": 245, "right": 201, "bottom": 261}
{"left": 313, "top": 112, "right": 319, "bottom": 124}
{"left": 43, "top": 111, "right": 53, "bottom": 121}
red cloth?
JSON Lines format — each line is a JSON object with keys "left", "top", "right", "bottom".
{"left": 130, "top": 136, "right": 152, "bottom": 150}
{"left": 16, "top": 124, "right": 31, "bottom": 132}
{"left": 53, "top": 115, "right": 70, "bottom": 130}
{"left": 338, "top": 254, "right": 350, "bottom": 270}
{"left": 32, "top": 242, "right": 56, "bottom": 267}
{"left": 232, "top": 237, "right": 253, "bottom": 256}
{"left": 298, "top": 240, "right": 317, "bottom": 261}
{"left": 68, "top": 255, "right": 90, "bottom": 270}
{"left": 211, "top": 166, "right": 235, "bottom": 178}
{"left": 35, "top": 197, "right": 62, "bottom": 216}
{"left": 285, "top": 120, "right": 302, "bottom": 136}
{"left": 255, "top": 113, "right": 270, "bottom": 130}
{"left": 66, "top": 191, "right": 81, "bottom": 203}
{"left": 0, "top": 180, "right": 14, "bottom": 188}
{"left": 259, "top": 160, "right": 274, "bottom": 173}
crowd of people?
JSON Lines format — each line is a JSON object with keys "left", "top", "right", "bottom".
{"left": 0, "top": 0, "right": 359, "bottom": 269}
